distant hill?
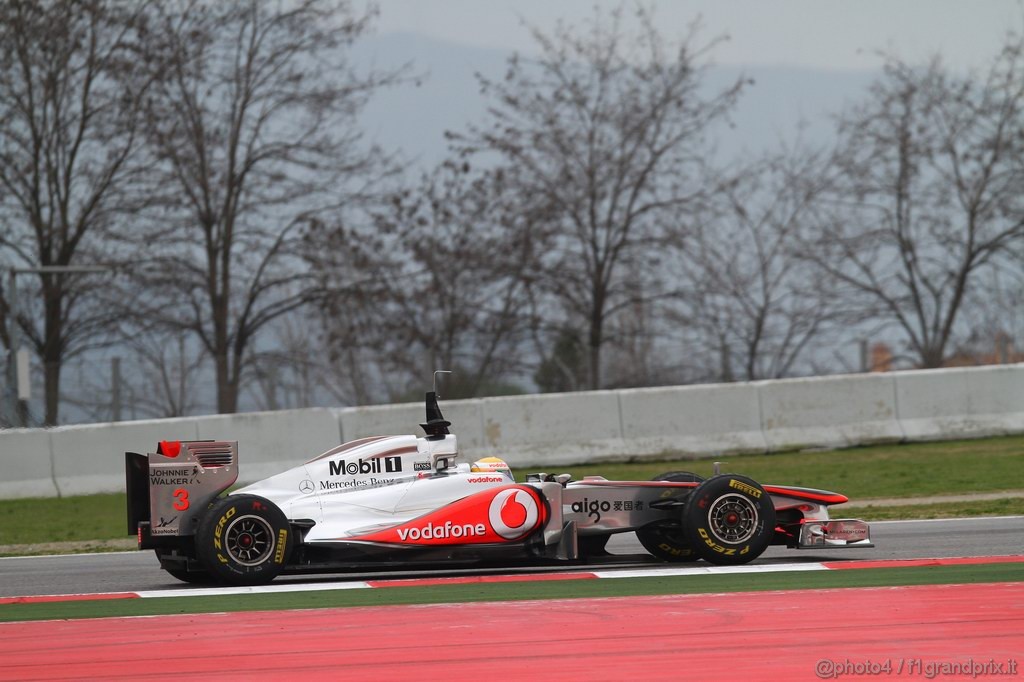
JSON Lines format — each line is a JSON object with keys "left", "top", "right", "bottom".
{"left": 353, "top": 31, "right": 879, "bottom": 169}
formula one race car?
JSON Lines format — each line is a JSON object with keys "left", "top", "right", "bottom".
{"left": 126, "top": 392, "right": 873, "bottom": 585}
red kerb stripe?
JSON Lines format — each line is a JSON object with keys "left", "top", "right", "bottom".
{"left": 0, "top": 592, "right": 140, "bottom": 605}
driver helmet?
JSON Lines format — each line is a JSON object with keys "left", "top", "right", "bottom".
{"left": 471, "top": 456, "right": 511, "bottom": 474}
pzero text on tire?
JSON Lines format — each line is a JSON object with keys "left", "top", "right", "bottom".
{"left": 195, "top": 494, "right": 292, "bottom": 585}
{"left": 683, "top": 474, "right": 774, "bottom": 565}
{"left": 636, "top": 471, "right": 704, "bottom": 562}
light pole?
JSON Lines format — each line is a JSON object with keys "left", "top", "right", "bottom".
{"left": 4, "top": 265, "right": 111, "bottom": 427}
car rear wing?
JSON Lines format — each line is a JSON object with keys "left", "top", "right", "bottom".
{"left": 126, "top": 440, "right": 239, "bottom": 546}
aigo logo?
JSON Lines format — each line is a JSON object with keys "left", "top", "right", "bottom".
{"left": 488, "top": 488, "right": 540, "bottom": 540}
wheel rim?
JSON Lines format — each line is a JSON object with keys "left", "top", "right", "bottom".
{"left": 224, "top": 514, "right": 275, "bottom": 566}
{"left": 707, "top": 493, "right": 758, "bottom": 544}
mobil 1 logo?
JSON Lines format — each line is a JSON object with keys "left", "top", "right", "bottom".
{"left": 330, "top": 456, "right": 402, "bottom": 477}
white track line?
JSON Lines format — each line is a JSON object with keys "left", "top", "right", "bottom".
{"left": 137, "top": 581, "right": 372, "bottom": 599}
{"left": 591, "top": 562, "right": 828, "bottom": 580}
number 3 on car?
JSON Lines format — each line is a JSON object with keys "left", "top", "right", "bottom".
{"left": 172, "top": 488, "right": 189, "bottom": 511}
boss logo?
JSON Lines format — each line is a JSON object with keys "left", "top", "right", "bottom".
{"left": 330, "top": 456, "right": 402, "bottom": 476}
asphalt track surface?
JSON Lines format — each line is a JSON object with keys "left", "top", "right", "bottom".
{"left": 1, "top": 516, "right": 1021, "bottom": 598}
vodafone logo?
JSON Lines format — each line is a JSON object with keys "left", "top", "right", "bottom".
{"left": 467, "top": 476, "right": 505, "bottom": 484}
{"left": 352, "top": 485, "right": 544, "bottom": 546}
{"left": 488, "top": 488, "right": 539, "bottom": 540}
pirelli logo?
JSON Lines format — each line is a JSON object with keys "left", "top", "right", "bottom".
{"left": 728, "top": 479, "right": 762, "bottom": 498}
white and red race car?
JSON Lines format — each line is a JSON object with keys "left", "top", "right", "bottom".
{"left": 126, "top": 392, "right": 872, "bottom": 585}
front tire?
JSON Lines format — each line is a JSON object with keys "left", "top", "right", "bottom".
{"left": 682, "top": 474, "right": 774, "bottom": 565}
{"left": 195, "top": 495, "right": 292, "bottom": 585}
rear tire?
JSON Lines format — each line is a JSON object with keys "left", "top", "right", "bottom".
{"left": 635, "top": 471, "right": 704, "bottom": 562}
{"left": 682, "top": 474, "right": 774, "bottom": 565}
{"left": 195, "top": 495, "right": 292, "bottom": 585}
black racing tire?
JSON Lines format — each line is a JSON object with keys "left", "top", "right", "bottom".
{"left": 195, "top": 495, "right": 293, "bottom": 585}
{"left": 652, "top": 471, "right": 704, "bottom": 484}
{"left": 682, "top": 474, "right": 775, "bottom": 565}
{"left": 635, "top": 471, "right": 705, "bottom": 562}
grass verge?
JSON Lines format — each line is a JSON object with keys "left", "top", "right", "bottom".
{"left": 0, "top": 493, "right": 126, "bottom": 546}
{"left": 555, "top": 434, "right": 1024, "bottom": 499}
{"left": 1, "top": 562, "right": 1021, "bottom": 623}
{"left": 843, "top": 498, "right": 1024, "bottom": 521}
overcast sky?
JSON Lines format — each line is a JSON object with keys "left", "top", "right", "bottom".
{"left": 373, "top": 0, "right": 1021, "bottom": 71}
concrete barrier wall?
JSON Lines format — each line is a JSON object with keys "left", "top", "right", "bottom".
{"left": 49, "top": 417, "right": 199, "bottom": 497}
{"left": 339, "top": 398, "right": 486, "bottom": 451}
{"left": 617, "top": 383, "right": 766, "bottom": 458}
{"left": 0, "top": 409, "right": 343, "bottom": 499}
{"left": 758, "top": 373, "right": 904, "bottom": 451}
{"left": 896, "top": 365, "right": 1024, "bottom": 440}
{"left": 0, "top": 429, "right": 58, "bottom": 499}
{"left": 965, "top": 365, "right": 1024, "bottom": 434}
{"left": 196, "top": 408, "right": 344, "bottom": 484}
{"left": 895, "top": 368, "right": 973, "bottom": 440}
{"left": 1, "top": 364, "right": 1021, "bottom": 498}
{"left": 478, "top": 391, "right": 625, "bottom": 466}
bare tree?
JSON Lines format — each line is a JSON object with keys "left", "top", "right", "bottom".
{"left": 953, "top": 246, "right": 1024, "bottom": 364}
{"left": 313, "top": 292, "right": 401, "bottom": 406}
{"left": 315, "top": 161, "right": 542, "bottom": 400}
{"left": 533, "top": 326, "right": 588, "bottom": 393}
{"left": 62, "top": 331, "right": 209, "bottom": 420}
{"left": 131, "top": 0, "right": 400, "bottom": 413}
{"left": 807, "top": 41, "right": 1024, "bottom": 368}
{"left": 452, "top": 5, "right": 746, "bottom": 389}
{"left": 243, "top": 310, "right": 327, "bottom": 411}
{"left": 673, "top": 147, "right": 841, "bottom": 381}
{"left": 127, "top": 331, "right": 209, "bottom": 418}
{"left": 0, "top": 0, "right": 150, "bottom": 424}
{"left": 602, "top": 293, "right": 662, "bottom": 387}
